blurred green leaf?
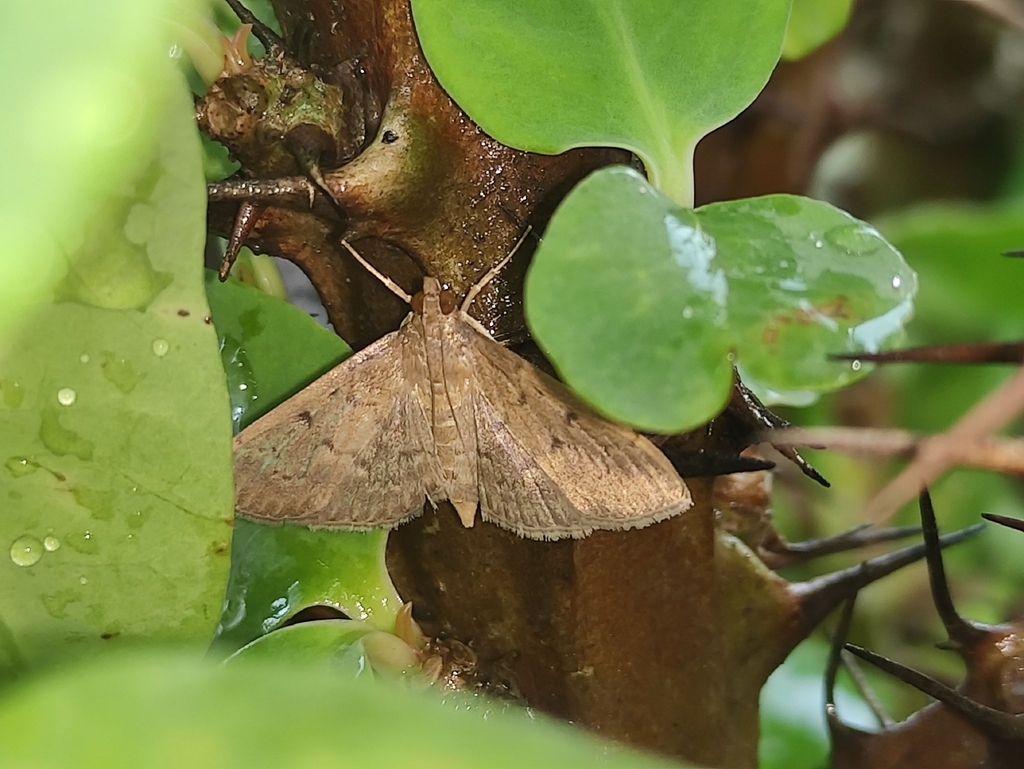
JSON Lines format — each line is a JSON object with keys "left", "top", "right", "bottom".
{"left": 878, "top": 203, "right": 1024, "bottom": 340}
{"left": 759, "top": 637, "right": 882, "bottom": 769}
{"left": 0, "top": 653, "right": 687, "bottom": 768}
{"left": 0, "top": 78, "right": 232, "bottom": 678}
{"left": 411, "top": 0, "right": 791, "bottom": 204}
{"left": 0, "top": 0, "right": 211, "bottom": 353}
{"left": 205, "top": 274, "right": 400, "bottom": 653}
{"left": 525, "top": 167, "right": 916, "bottom": 432}
{"left": 782, "top": 0, "right": 853, "bottom": 61}
{"left": 225, "top": 619, "right": 378, "bottom": 678}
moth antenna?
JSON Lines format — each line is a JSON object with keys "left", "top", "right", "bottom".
{"left": 460, "top": 226, "right": 533, "bottom": 314}
{"left": 340, "top": 240, "right": 412, "bottom": 305}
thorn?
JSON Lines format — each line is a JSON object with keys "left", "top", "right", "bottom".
{"left": 765, "top": 523, "right": 920, "bottom": 568}
{"left": 793, "top": 523, "right": 984, "bottom": 631}
{"left": 830, "top": 341, "right": 1024, "bottom": 366}
{"left": 981, "top": 511, "right": 1024, "bottom": 534}
{"left": 219, "top": 201, "right": 265, "bottom": 281}
{"left": 661, "top": 448, "right": 776, "bottom": 478}
{"left": 222, "top": 0, "right": 287, "bottom": 54}
{"left": 728, "top": 378, "right": 830, "bottom": 487}
{"left": 919, "top": 490, "right": 988, "bottom": 647}
{"left": 776, "top": 445, "right": 831, "bottom": 488}
{"left": 825, "top": 596, "right": 858, "bottom": 724}
{"left": 841, "top": 649, "right": 896, "bottom": 728}
{"left": 394, "top": 602, "right": 427, "bottom": 652}
{"left": 845, "top": 643, "right": 1024, "bottom": 740}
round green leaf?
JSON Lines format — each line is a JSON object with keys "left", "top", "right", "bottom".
{"left": 525, "top": 167, "right": 916, "bottom": 432}
{"left": 0, "top": 654, "right": 686, "bottom": 769}
{"left": 411, "top": 0, "right": 792, "bottom": 203}
{"left": 0, "top": 77, "right": 233, "bottom": 678}
{"left": 205, "top": 275, "right": 400, "bottom": 654}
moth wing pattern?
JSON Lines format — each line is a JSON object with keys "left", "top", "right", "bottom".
{"left": 233, "top": 318, "right": 443, "bottom": 530}
{"left": 458, "top": 318, "right": 692, "bottom": 540}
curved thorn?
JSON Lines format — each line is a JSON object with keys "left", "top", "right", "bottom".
{"left": 775, "top": 445, "right": 831, "bottom": 488}
{"left": 919, "top": 490, "right": 987, "bottom": 647}
{"left": 825, "top": 596, "right": 858, "bottom": 724}
{"left": 830, "top": 341, "right": 1024, "bottom": 366}
{"left": 793, "top": 524, "right": 984, "bottom": 632}
{"left": 779, "top": 523, "right": 921, "bottom": 559}
{"left": 219, "top": 201, "right": 265, "bottom": 281}
{"left": 222, "top": 0, "right": 287, "bottom": 53}
{"left": 724, "top": 378, "right": 830, "bottom": 487}
{"left": 841, "top": 649, "right": 896, "bottom": 729}
{"left": 981, "top": 511, "right": 1024, "bottom": 534}
{"left": 845, "top": 643, "right": 1024, "bottom": 740}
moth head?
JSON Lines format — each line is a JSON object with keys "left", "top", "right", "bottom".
{"left": 413, "top": 277, "right": 458, "bottom": 315}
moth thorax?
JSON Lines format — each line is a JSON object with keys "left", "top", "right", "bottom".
{"left": 412, "top": 278, "right": 458, "bottom": 315}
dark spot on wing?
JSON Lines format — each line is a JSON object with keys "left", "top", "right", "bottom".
{"left": 177, "top": 309, "right": 190, "bottom": 317}
{"left": 100, "top": 631, "right": 120, "bottom": 640}
{"left": 551, "top": 436, "right": 566, "bottom": 450}
{"left": 297, "top": 410, "right": 313, "bottom": 425}
{"left": 564, "top": 410, "right": 579, "bottom": 425}
{"left": 517, "top": 391, "right": 528, "bottom": 406}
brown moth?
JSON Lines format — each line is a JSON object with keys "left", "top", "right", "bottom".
{"left": 233, "top": 242, "right": 692, "bottom": 540}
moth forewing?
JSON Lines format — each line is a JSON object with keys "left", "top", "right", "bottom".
{"left": 232, "top": 318, "right": 442, "bottom": 530}
{"left": 456, "top": 315, "right": 691, "bottom": 538}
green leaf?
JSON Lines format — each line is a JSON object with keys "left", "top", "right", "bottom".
{"left": 214, "top": 520, "right": 399, "bottom": 652}
{"left": 204, "top": 273, "right": 350, "bottom": 429}
{"left": 525, "top": 167, "right": 916, "bottom": 432}
{"left": 0, "top": 0, "right": 210, "bottom": 353}
{"left": 781, "top": 0, "right": 853, "bottom": 61}
{"left": 0, "top": 654, "right": 686, "bottom": 768}
{"left": 0, "top": 78, "right": 233, "bottom": 678}
{"left": 205, "top": 275, "right": 400, "bottom": 653}
{"left": 411, "top": 0, "right": 792, "bottom": 204}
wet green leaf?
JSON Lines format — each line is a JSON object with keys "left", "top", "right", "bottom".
{"left": 205, "top": 275, "right": 400, "bottom": 654}
{"left": 0, "top": 78, "right": 232, "bottom": 678}
{"left": 0, "top": 653, "right": 687, "bottom": 769}
{"left": 525, "top": 167, "right": 916, "bottom": 432}
{"left": 411, "top": 0, "right": 791, "bottom": 203}
{"left": 204, "top": 273, "right": 349, "bottom": 429}
{"left": 214, "top": 520, "right": 399, "bottom": 653}
{"left": 0, "top": 0, "right": 210, "bottom": 354}
{"left": 782, "top": 0, "right": 853, "bottom": 61}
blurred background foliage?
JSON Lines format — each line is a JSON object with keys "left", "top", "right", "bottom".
{"left": 4, "top": 0, "right": 1024, "bottom": 767}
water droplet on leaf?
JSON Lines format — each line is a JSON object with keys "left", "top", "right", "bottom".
{"left": 56, "top": 388, "right": 77, "bottom": 406}
{"left": 5, "top": 456, "right": 39, "bottom": 477}
{"left": 10, "top": 535, "right": 43, "bottom": 566}
{"left": 43, "top": 535, "right": 61, "bottom": 552}
{"left": 152, "top": 338, "right": 169, "bottom": 357}
{"left": 80, "top": 354, "right": 90, "bottom": 364}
